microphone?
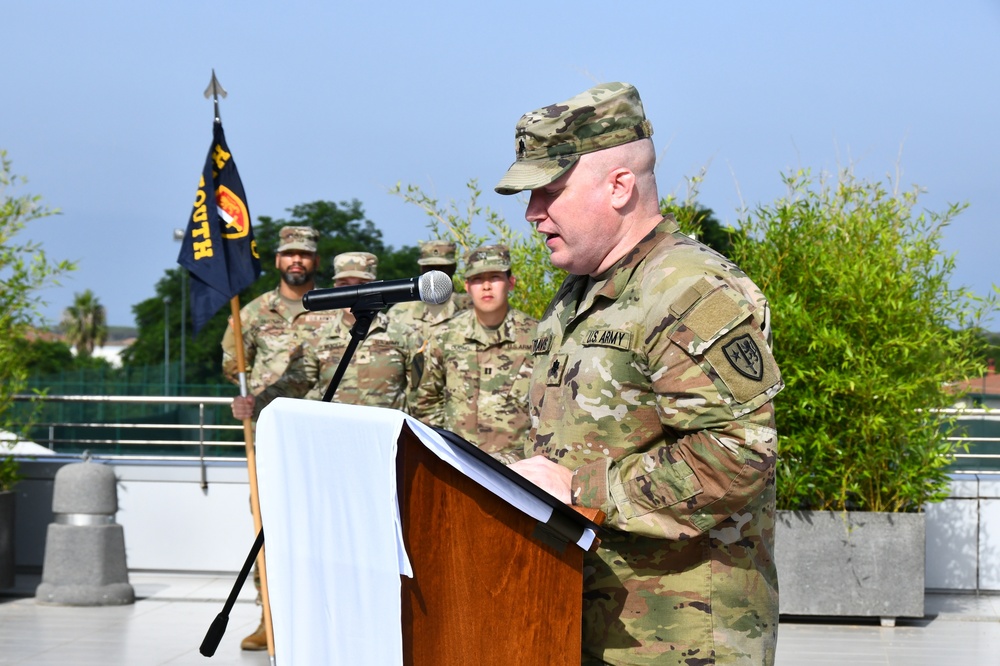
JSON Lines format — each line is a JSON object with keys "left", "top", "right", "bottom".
{"left": 302, "top": 270, "right": 454, "bottom": 312}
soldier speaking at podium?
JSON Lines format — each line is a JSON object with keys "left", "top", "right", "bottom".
{"left": 496, "top": 83, "right": 784, "bottom": 665}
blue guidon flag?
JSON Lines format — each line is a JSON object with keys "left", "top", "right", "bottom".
{"left": 177, "top": 122, "right": 261, "bottom": 333}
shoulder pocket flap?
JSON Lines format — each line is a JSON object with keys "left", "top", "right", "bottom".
{"left": 669, "top": 277, "right": 715, "bottom": 318}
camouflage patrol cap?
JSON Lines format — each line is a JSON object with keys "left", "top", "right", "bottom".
{"left": 495, "top": 82, "right": 653, "bottom": 195}
{"left": 464, "top": 244, "right": 512, "bottom": 279}
{"left": 277, "top": 226, "right": 319, "bottom": 253}
{"left": 418, "top": 240, "right": 458, "bottom": 266}
{"left": 333, "top": 252, "right": 378, "bottom": 281}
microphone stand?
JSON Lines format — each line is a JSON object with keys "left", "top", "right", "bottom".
{"left": 200, "top": 304, "right": 380, "bottom": 659}
{"left": 321, "top": 307, "right": 377, "bottom": 403}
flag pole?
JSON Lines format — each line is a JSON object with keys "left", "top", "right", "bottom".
{"left": 228, "top": 298, "right": 276, "bottom": 661}
{"left": 205, "top": 71, "right": 276, "bottom": 662}
{"left": 204, "top": 68, "right": 227, "bottom": 123}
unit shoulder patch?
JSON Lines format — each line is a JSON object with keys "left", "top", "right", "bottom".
{"left": 704, "top": 323, "right": 781, "bottom": 404}
{"left": 722, "top": 333, "right": 764, "bottom": 381}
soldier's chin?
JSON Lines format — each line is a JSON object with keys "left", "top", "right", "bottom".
{"left": 282, "top": 272, "right": 312, "bottom": 287}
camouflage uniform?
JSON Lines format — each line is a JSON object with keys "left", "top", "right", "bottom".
{"left": 497, "top": 84, "right": 784, "bottom": 665}
{"left": 248, "top": 309, "right": 414, "bottom": 417}
{"left": 388, "top": 239, "right": 471, "bottom": 392}
{"left": 412, "top": 246, "right": 537, "bottom": 456}
{"left": 221, "top": 226, "right": 331, "bottom": 395}
{"left": 246, "top": 252, "right": 415, "bottom": 418}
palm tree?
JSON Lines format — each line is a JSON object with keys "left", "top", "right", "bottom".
{"left": 61, "top": 290, "right": 107, "bottom": 358}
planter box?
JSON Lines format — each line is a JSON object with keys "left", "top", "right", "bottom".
{"left": 775, "top": 510, "right": 924, "bottom": 621}
{"left": 0, "top": 491, "right": 13, "bottom": 589}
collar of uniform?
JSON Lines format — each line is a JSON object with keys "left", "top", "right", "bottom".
{"left": 264, "top": 287, "right": 305, "bottom": 322}
{"left": 263, "top": 287, "right": 283, "bottom": 311}
{"left": 575, "top": 215, "right": 675, "bottom": 312}
{"left": 420, "top": 297, "right": 456, "bottom": 325}
{"left": 464, "top": 308, "right": 512, "bottom": 345}
{"left": 547, "top": 215, "right": 675, "bottom": 328}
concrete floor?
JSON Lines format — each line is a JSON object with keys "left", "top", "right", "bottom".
{"left": 2, "top": 572, "right": 999, "bottom": 665}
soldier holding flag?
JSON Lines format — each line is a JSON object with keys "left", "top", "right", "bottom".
{"left": 221, "top": 226, "right": 334, "bottom": 395}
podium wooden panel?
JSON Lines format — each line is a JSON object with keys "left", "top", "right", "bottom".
{"left": 397, "top": 425, "right": 587, "bottom": 666}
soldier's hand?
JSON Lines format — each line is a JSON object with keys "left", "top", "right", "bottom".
{"left": 231, "top": 395, "right": 256, "bottom": 421}
{"left": 509, "top": 456, "right": 573, "bottom": 505}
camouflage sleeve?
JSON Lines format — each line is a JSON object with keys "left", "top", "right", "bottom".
{"left": 221, "top": 314, "right": 256, "bottom": 385}
{"left": 491, "top": 446, "right": 526, "bottom": 466}
{"left": 410, "top": 337, "right": 446, "bottom": 427}
{"left": 571, "top": 290, "right": 781, "bottom": 539}
{"left": 250, "top": 343, "right": 318, "bottom": 419}
{"left": 221, "top": 319, "right": 239, "bottom": 384}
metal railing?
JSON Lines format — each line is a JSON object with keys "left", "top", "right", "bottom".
{"left": 6, "top": 396, "right": 1000, "bottom": 473}
{"left": 7, "top": 394, "right": 248, "bottom": 490}
{"left": 11, "top": 393, "right": 243, "bottom": 457}
{"left": 935, "top": 407, "right": 1000, "bottom": 474}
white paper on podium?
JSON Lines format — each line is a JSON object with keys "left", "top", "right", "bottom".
{"left": 255, "top": 398, "right": 598, "bottom": 664}
{"left": 403, "top": 418, "right": 597, "bottom": 552}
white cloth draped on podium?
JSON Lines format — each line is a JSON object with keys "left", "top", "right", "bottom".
{"left": 255, "top": 397, "right": 597, "bottom": 664}
{"left": 256, "top": 399, "right": 411, "bottom": 665}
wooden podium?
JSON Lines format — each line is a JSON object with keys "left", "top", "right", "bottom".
{"left": 397, "top": 424, "right": 602, "bottom": 666}
{"left": 254, "top": 400, "right": 602, "bottom": 664}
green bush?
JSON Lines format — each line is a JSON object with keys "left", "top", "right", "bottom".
{"left": 731, "top": 169, "right": 996, "bottom": 512}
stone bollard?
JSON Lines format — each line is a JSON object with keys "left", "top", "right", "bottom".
{"left": 36, "top": 462, "right": 135, "bottom": 605}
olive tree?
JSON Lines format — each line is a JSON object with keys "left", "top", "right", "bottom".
{"left": 0, "top": 151, "right": 74, "bottom": 489}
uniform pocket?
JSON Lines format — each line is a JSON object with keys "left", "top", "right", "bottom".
{"left": 624, "top": 458, "right": 703, "bottom": 515}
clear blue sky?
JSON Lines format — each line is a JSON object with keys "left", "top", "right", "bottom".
{"left": 4, "top": 1, "right": 998, "bottom": 328}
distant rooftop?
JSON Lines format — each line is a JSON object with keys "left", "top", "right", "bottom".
{"left": 953, "top": 359, "right": 1000, "bottom": 399}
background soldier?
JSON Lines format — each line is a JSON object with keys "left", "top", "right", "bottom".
{"left": 388, "top": 239, "right": 470, "bottom": 392}
{"left": 220, "top": 224, "right": 329, "bottom": 652}
{"left": 499, "top": 83, "right": 784, "bottom": 665}
{"left": 411, "top": 245, "right": 536, "bottom": 460}
{"left": 221, "top": 226, "right": 331, "bottom": 394}
{"left": 231, "top": 251, "right": 414, "bottom": 419}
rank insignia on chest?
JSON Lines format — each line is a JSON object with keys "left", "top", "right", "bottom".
{"left": 722, "top": 334, "right": 763, "bottom": 380}
{"left": 532, "top": 335, "right": 552, "bottom": 355}
{"left": 546, "top": 354, "right": 567, "bottom": 386}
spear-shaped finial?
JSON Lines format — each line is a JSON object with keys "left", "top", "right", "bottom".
{"left": 203, "top": 69, "right": 228, "bottom": 124}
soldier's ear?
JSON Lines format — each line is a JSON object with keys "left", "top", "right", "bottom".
{"left": 608, "top": 167, "right": 636, "bottom": 211}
